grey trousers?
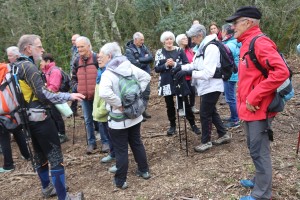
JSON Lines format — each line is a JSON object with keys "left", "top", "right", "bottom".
{"left": 244, "top": 119, "right": 272, "bottom": 200}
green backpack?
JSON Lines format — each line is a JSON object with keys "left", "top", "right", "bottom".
{"left": 109, "top": 68, "right": 145, "bottom": 122}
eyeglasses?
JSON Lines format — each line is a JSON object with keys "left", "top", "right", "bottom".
{"left": 29, "top": 44, "right": 44, "bottom": 49}
{"left": 233, "top": 18, "right": 248, "bottom": 26}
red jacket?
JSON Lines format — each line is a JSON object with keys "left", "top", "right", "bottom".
{"left": 237, "top": 26, "right": 289, "bottom": 121}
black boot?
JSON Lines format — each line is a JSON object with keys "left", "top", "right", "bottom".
{"left": 167, "top": 126, "right": 176, "bottom": 136}
{"left": 192, "top": 125, "right": 201, "bottom": 135}
{"left": 143, "top": 111, "right": 151, "bottom": 119}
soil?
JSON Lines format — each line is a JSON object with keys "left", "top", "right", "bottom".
{"left": 0, "top": 56, "right": 300, "bottom": 200}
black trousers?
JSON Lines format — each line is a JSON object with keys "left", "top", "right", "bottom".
{"left": 0, "top": 126, "right": 30, "bottom": 170}
{"left": 200, "top": 91, "right": 226, "bottom": 144}
{"left": 109, "top": 123, "right": 149, "bottom": 186}
{"left": 29, "top": 117, "right": 63, "bottom": 169}
{"left": 164, "top": 95, "right": 196, "bottom": 127}
{"left": 50, "top": 104, "right": 66, "bottom": 135}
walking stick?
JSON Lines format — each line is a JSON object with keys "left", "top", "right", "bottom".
{"left": 296, "top": 130, "right": 300, "bottom": 155}
{"left": 12, "top": 66, "right": 36, "bottom": 172}
{"left": 182, "top": 96, "right": 188, "bottom": 156}
{"left": 176, "top": 95, "right": 182, "bottom": 148}
{"left": 72, "top": 114, "right": 75, "bottom": 145}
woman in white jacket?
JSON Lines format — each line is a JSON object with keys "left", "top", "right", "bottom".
{"left": 99, "top": 42, "right": 151, "bottom": 189}
{"left": 172, "top": 24, "right": 231, "bottom": 152}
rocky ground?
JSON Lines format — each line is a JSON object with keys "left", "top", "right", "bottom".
{"left": 0, "top": 56, "right": 299, "bottom": 200}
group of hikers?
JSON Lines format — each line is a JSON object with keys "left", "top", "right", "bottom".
{"left": 0, "top": 5, "right": 294, "bottom": 200}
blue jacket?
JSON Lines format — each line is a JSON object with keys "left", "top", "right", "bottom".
{"left": 223, "top": 37, "right": 241, "bottom": 82}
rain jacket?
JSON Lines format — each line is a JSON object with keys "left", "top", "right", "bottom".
{"left": 181, "top": 34, "right": 224, "bottom": 96}
{"left": 99, "top": 56, "right": 151, "bottom": 129}
{"left": 236, "top": 26, "right": 289, "bottom": 121}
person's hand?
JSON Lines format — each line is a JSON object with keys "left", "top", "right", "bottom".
{"left": 70, "top": 93, "right": 85, "bottom": 101}
{"left": 246, "top": 100, "right": 260, "bottom": 112}
{"left": 171, "top": 66, "right": 181, "bottom": 75}
{"left": 166, "top": 58, "right": 175, "bottom": 68}
{"left": 175, "top": 70, "right": 192, "bottom": 80}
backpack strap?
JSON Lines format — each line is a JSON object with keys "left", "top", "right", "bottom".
{"left": 242, "top": 33, "right": 268, "bottom": 78}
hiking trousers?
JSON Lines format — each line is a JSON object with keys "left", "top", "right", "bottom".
{"left": 0, "top": 126, "right": 30, "bottom": 170}
{"left": 244, "top": 120, "right": 272, "bottom": 200}
{"left": 200, "top": 91, "right": 226, "bottom": 144}
{"left": 109, "top": 122, "right": 149, "bottom": 186}
{"left": 29, "top": 117, "right": 63, "bottom": 168}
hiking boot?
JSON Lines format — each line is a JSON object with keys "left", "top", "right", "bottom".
{"left": 239, "top": 196, "right": 256, "bottom": 200}
{"left": 192, "top": 125, "right": 201, "bottom": 135}
{"left": 178, "top": 109, "right": 185, "bottom": 117}
{"left": 240, "top": 179, "right": 255, "bottom": 189}
{"left": 86, "top": 144, "right": 96, "bottom": 155}
{"left": 143, "top": 111, "right": 151, "bottom": 119}
{"left": 115, "top": 182, "right": 128, "bottom": 190}
{"left": 191, "top": 106, "right": 199, "bottom": 114}
{"left": 42, "top": 183, "right": 57, "bottom": 198}
{"left": 167, "top": 126, "right": 176, "bottom": 136}
{"left": 212, "top": 133, "right": 231, "bottom": 145}
{"left": 59, "top": 134, "right": 68, "bottom": 144}
{"left": 224, "top": 121, "right": 240, "bottom": 129}
{"left": 0, "top": 167, "right": 14, "bottom": 173}
{"left": 219, "top": 94, "right": 226, "bottom": 105}
{"left": 136, "top": 170, "right": 151, "bottom": 180}
{"left": 101, "top": 143, "right": 110, "bottom": 153}
{"left": 194, "top": 142, "right": 212, "bottom": 152}
{"left": 65, "top": 192, "right": 84, "bottom": 200}
{"left": 109, "top": 165, "right": 117, "bottom": 173}
{"left": 101, "top": 155, "right": 115, "bottom": 163}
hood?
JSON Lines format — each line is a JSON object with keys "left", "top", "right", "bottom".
{"left": 197, "top": 34, "right": 218, "bottom": 54}
{"left": 106, "top": 56, "right": 133, "bottom": 76}
{"left": 125, "top": 40, "right": 134, "bottom": 48}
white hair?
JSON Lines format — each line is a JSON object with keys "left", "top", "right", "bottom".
{"left": 247, "top": 18, "right": 260, "bottom": 25}
{"left": 6, "top": 46, "right": 21, "bottom": 56}
{"left": 76, "top": 36, "right": 91, "bottom": 46}
{"left": 186, "top": 24, "right": 206, "bottom": 38}
{"left": 100, "top": 42, "right": 122, "bottom": 58}
{"left": 160, "top": 31, "right": 175, "bottom": 43}
{"left": 175, "top": 34, "right": 187, "bottom": 46}
{"left": 133, "top": 32, "right": 143, "bottom": 40}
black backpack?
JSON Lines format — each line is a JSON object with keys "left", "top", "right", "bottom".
{"left": 201, "top": 39, "right": 237, "bottom": 81}
{"left": 242, "top": 34, "right": 294, "bottom": 112}
{"left": 48, "top": 67, "right": 71, "bottom": 92}
{"left": 59, "top": 69, "right": 71, "bottom": 92}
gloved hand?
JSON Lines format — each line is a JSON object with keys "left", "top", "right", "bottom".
{"left": 175, "top": 70, "right": 192, "bottom": 80}
{"left": 171, "top": 66, "right": 181, "bottom": 75}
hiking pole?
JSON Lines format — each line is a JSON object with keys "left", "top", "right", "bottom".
{"left": 72, "top": 114, "right": 75, "bottom": 145}
{"left": 182, "top": 96, "right": 188, "bottom": 156}
{"left": 296, "top": 130, "right": 300, "bottom": 155}
{"left": 176, "top": 95, "right": 182, "bottom": 148}
{"left": 11, "top": 66, "right": 36, "bottom": 172}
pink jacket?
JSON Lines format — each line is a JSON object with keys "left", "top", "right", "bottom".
{"left": 237, "top": 26, "right": 289, "bottom": 121}
{"left": 43, "top": 62, "right": 62, "bottom": 92}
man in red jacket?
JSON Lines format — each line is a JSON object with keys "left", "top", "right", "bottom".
{"left": 226, "top": 6, "right": 289, "bottom": 200}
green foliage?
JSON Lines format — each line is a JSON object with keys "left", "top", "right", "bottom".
{"left": 0, "top": 0, "right": 299, "bottom": 66}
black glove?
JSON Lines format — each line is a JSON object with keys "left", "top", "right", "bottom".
{"left": 175, "top": 70, "right": 192, "bottom": 80}
{"left": 171, "top": 66, "right": 181, "bottom": 75}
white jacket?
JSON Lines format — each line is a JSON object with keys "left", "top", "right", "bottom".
{"left": 182, "top": 34, "right": 224, "bottom": 96}
{"left": 99, "top": 56, "right": 151, "bottom": 129}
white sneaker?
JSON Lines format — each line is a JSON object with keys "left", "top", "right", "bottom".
{"left": 191, "top": 106, "right": 199, "bottom": 114}
{"left": 212, "top": 133, "right": 231, "bottom": 145}
{"left": 109, "top": 165, "right": 117, "bottom": 173}
{"left": 194, "top": 142, "right": 212, "bottom": 152}
{"left": 178, "top": 109, "right": 185, "bottom": 117}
